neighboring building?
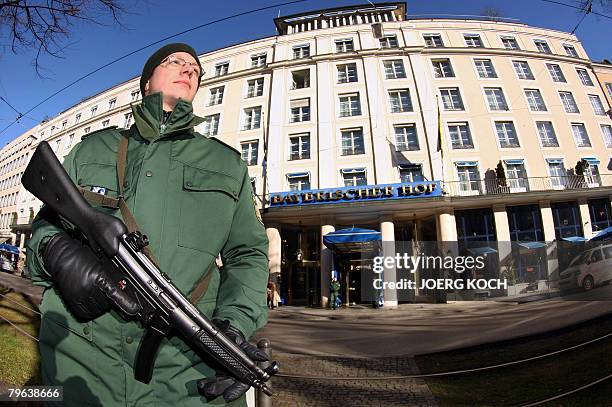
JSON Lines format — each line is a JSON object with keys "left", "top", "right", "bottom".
{"left": 592, "top": 60, "right": 612, "bottom": 111}
{"left": 6, "top": 2, "right": 612, "bottom": 307}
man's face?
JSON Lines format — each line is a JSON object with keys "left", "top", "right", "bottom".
{"left": 145, "top": 51, "right": 200, "bottom": 110}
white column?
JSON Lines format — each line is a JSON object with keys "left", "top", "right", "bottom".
{"left": 321, "top": 223, "right": 335, "bottom": 308}
{"left": 437, "top": 209, "right": 458, "bottom": 254}
{"left": 316, "top": 61, "right": 335, "bottom": 188}
{"left": 266, "top": 226, "right": 281, "bottom": 279}
{"left": 578, "top": 199, "right": 594, "bottom": 239}
{"left": 380, "top": 216, "right": 398, "bottom": 308}
{"left": 539, "top": 200, "right": 556, "bottom": 242}
{"left": 493, "top": 204, "right": 511, "bottom": 262}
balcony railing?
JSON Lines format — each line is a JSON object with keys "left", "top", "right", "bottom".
{"left": 443, "top": 174, "right": 612, "bottom": 197}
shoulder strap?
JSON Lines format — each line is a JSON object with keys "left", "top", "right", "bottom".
{"left": 115, "top": 131, "right": 213, "bottom": 305}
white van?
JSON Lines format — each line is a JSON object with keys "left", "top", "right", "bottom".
{"left": 559, "top": 243, "right": 612, "bottom": 291}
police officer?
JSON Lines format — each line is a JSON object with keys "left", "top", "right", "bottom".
{"left": 26, "top": 43, "right": 270, "bottom": 406}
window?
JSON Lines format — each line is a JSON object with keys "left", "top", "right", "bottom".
{"left": 448, "top": 123, "right": 474, "bottom": 149}
{"left": 242, "top": 106, "right": 262, "bottom": 130}
{"left": 534, "top": 39, "right": 551, "bottom": 54}
{"left": 388, "top": 89, "right": 413, "bottom": 113}
{"left": 474, "top": 59, "right": 497, "bottom": 78}
{"left": 335, "top": 38, "right": 354, "bottom": 53}
{"left": 215, "top": 62, "right": 229, "bottom": 77}
{"left": 563, "top": 44, "right": 578, "bottom": 57}
{"left": 290, "top": 99, "right": 310, "bottom": 122}
{"left": 124, "top": 112, "right": 133, "bottom": 128}
{"left": 84, "top": 127, "right": 90, "bottom": 135}
{"left": 583, "top": 160, "right": 601, "bottom": 186}
{"left": 246, "top": 78, "right": 264, "bottom": 98}
{"left": 394, "top": 124, "right": 419, "bottom": 151}
{"left": 484, "top": 88, "right": 509, "bottom": 111}
{"left": 571, "top": 123, "right": 591, "bottom": 147}
{"left": 423, "top": 34, "right": 443, "bottom": 47}
{"left": 131, "top": 90, "right": 140, "bottom": 101}
{"left": 525, "top": 89, "right": 547, "bottom": 111}
{"left": 379, "top": 35, "right": 399, "bottom": 49}
{"left": 108, "top": 98, "right": 116, "bottom": 110}
{"left": 90, "top": 105, "right": 98, "bottom": 117}
{"left": 50, "top": 125, "right": 56, "bottom": 135}
{"left": 601, "top": 125, "right": 612, "bottom": 148}
{"left": 337, "top": 63, "right": 358, "bottom": 83}
{"left": 547, "top": 160, "right": 566, "bottom": 188}
{"left": 513, "top": 61, "right": 534, "bottom": 80}
{"left": 75, "top": 113, "right": 81, "bottom": 124}
{"left": 287, "top": 173, "right": 310, "bottom": 191}
{"left": 495, "top": 121, "right": 520, "bottom": 148}
{"left": 208, "top": 86, "right": 224, "bottom": 106}
{"left": 102, "top": 120, "right": 110, "bottom": 128}
{"left": 61, "top": 120, "right": 67, "bottom": 130}
{"left": 54, "top": 139, "right": 62, "bottom": 152}
{"left": 291, "top": 69, "right": 310, "bottom": 89}
{"left": 464, "top": 34, "right": 483, "bottom": 47}
{"left": 501, "top": 36, "right": 519, "bottom": 50}
{"left": 506, "top": 161, "right": 528, "bottom": 190}
{"left": 589, "top": 198, "right": 612, "bottom": 232}
{"left": 536, "top": 121, "right": 559, "bottom": 147}
{"left": 588, "top": 95, "right": 606, "bottom": 115}
{"left": 289, "top": 134, "right": 310, "bottom": 160}
{"left": 606, "top": 83, "right": 612, "bottom": 99}
{"left": 576, "top": 68, "right": 594, "bottom": 86}
{"left": 456, "top": 163, "right": 480, "bottom": 194}
{"left": 559, "top": 91, "right": 579, "bottom": 113}
{"left": 293, "top": 44, "right": 310, "bottom": 59}
{"left": 201, "top": 114, "right": 220, "bottom": 136}
{"left": 440, "top": 88, "right": 464, "bottom": 111}
{"left": 240, "top": 140, "right": 259, "bottom": 166}
{"left": 546, "top": 64, "right": 566, "bottom": 82}
{"left": 342, "top": 168, "right": 367, "bottom": 186}
{"left": 341, "top": 129, "right": 365, "bottom": 155}
{"left": 67, "top": 134, "right": 75, "bottom": 149}
{"left": 339, "top": 93, "right": 361, "bottom": 117}
{"left": 399, "top": 164, "right": 424, "bottom": 183}
{"left": 251, "top": 53, "right": 267, "bottom": 68}
{"left": 383, "top": 60, "right": 406, "bottom": 79}
{"left": 432, "top": 59, "right": 454, "bottom": 78}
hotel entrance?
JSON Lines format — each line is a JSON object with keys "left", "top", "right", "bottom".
{"left": 280, "top": 226, "right": 320, "bottom": 306}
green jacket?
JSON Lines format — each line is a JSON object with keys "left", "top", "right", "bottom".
{"left": 25, "top": 93, "right": 269, "bottom": 406}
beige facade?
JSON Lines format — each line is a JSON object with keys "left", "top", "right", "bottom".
{"left": 5, "top": 2, "right": 612, "bottom": 305}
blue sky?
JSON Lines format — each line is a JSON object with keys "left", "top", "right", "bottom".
{"left": 0, "top": 0, "right": 610, "bottom": 146}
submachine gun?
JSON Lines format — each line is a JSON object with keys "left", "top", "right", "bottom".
{"left": 22, "top": 141, "right": 278, "bottom": 396}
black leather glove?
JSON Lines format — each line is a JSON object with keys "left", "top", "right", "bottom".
{"left": 197, "top": 319, "right": 269, "bottom": 402}
{"left": 42, "top": 232, "right": 141, "bottom": 321}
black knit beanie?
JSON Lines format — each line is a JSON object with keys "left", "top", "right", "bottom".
{"left": 140, "top": 43, "right": 202, "bottom": 95}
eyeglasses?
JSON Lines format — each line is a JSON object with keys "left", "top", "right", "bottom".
{"left": 160, "top": 55, "right": 204, "bottom": 78}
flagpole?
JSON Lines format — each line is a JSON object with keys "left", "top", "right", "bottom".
{"left": 437, "top": 95, "right": 445, "bottom": 185}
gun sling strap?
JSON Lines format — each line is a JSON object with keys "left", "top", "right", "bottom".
{"left": 77, "top": 131, "right": 213, "bottom": 305}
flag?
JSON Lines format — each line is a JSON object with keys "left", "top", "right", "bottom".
{"left": 436, "top": 96, "right": 443, "bottom": 162}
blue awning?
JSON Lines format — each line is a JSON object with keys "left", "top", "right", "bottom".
{"left": 562, "top": 236, "right": 587, "bottom": 242}
{"left": 582, "top": 157, "right": 601, "bottom": 165}
{"left": 286, "top": 172, "right": 310, "bottom": 178}
{"left": 323, "top": 227, "right": 381, "bottom": 254}
{"left": 546, "top": 158, "right": 563, "bottom": 164}
{"left": 504, "top": 159, "right": 524, "bottom": 165}
{"left": 518, "top": 241, "right": 546, "bottom": 250}
{"left": 590, "top": 226, "right": 612, "bottom": 242}
{"left": 455, "top": 161, "right": 478, "bottom": 167}
{"left": 467, "top": 247, "right": 498, "bottom": 256}
{"left": 0, "top": 243, "right": 20, "bottom": 254}
{"left": 341, "top": 167, "right": 366, "bottom": 174}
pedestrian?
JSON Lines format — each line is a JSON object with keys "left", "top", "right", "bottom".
{"left": 26, "top": 43, "right": 270, "bottom": 406}
{"left": 267, "top": 280, "right": 277, "bottom": 309}
{"left": 330, "top": 277, "right": 341, "bottom": 310}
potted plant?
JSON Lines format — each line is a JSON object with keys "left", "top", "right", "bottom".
{"left": 495, "top": 161, "right": 509, "bottom": 193}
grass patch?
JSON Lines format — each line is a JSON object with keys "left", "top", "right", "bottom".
{"left": 0, "top": 287, "right": 41, "bottom": 386}
{"left": 417, "top": 314, "right": 612, "bottom": 406}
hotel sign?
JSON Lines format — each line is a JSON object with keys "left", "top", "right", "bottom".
{"left": 270, "top": 181, "right": 441, "bottom": 207}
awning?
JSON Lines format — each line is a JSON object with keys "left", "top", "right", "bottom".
{"left": 341, "top": 167, "right": 366, "bottom": 174}
{"left": 286, "top": 172, "right": 309, "bottom": 179}
{"left": 518, "top": 241, "right": 546, "bottom": 250}
{"left": 323, "top": 227, "right": 381, "bottom": 255}
{"left": 582, "top": 157, "right": 601, "bottom": 165}
{"left": 561, "top": 236, "right": 587, "bottom": 242}
{"left": 467, "top": 247, "right": 498, "bottom": 256}
{"left": 0, "top": 243, "right": 20, "bottom": 254}
{"left": 590, "top": 226, "right": 612, "bottom": 242}
{"left": 504, "top": 159, "right": 524, "bottom": 165}
{"left": 546, "top": 158, "right": 563, "bottom": 164}
{"left": 455, "top": 161, "right": 478, "bottom": 167}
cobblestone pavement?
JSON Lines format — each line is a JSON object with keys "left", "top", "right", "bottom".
{"left": 268, "top": 353, "right": 438, "bottom": 407}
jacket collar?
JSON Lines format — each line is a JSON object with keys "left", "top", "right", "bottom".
{"left": 130, "top": 92, "right": 204, "bottom": 142}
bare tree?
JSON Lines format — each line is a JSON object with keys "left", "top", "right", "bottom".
{"left": 575, "top": 0, "right": 612, "bottom": 12}
{"left": 0, "top": 1, "right": 127, "bottom": 75}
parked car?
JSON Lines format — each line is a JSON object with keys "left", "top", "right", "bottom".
{"left": 559, "top": 243, "right": 612, "bottom": 292}
{"left": 0, "top": 256, "right": 14, "bottom": 273}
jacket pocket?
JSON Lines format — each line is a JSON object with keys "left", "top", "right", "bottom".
{"left": 77, "top": 163, "right": 120, "bottom": 209}
{"left": 178, "top": 164, "right": 239, "bottom": 253}
{"left": 39, "top": 288, "right": 93, "bottom": 342}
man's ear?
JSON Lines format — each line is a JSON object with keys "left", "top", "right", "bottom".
{"left": 144, "top": 81, "right": 149, "bottom": 95}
